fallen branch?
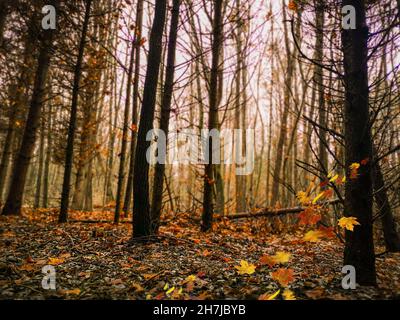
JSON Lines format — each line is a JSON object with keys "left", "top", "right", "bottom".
{"left": 218, "top": 199, "right": 341, "bottom": 220}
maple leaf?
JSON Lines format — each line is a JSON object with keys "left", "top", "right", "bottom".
{"left": 234, "top": 260, "right": 256, "bottom": 275}
{"left": 303, "top": 230, "right": 324, "bottom": 242}
{"left": 298, "top": 207, "right": 321, "bottom": 226}
{"left": 283, "top": 289, "right": 296, "bottom": 300}
{"left": 273, "top": 251, "right": 291, "bottom": 264}
{"left": 349, "top": 162, "right": 361, "bottom": 180}
{"left": 338, "top": 217, "right": 360, "bottom": 231}
{"left": 271, "top": 268, "right": 295, "bottom": 287}
{"left": 258, "top": 289, "right": 280, "bottom": 300}
{"left": 296, "top": 191, "right": 311, "bottom": 205}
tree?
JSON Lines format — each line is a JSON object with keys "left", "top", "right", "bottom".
{"left": 1, "top": 0, "right": 60, "bottom": 216}
{"left": 201, "top": 0, "right": 223, "bottom": 232}
{"left": 132, "top": 0, "right": 167, "bottom": 238}
{"left": 342, "top": 0, "right": 376, "bottom": 285}
{"left": 151, "top": 0, "right": 181, "bottom": 233}
{"left": 59, "top": 0, "right": 92, "bottom": 223}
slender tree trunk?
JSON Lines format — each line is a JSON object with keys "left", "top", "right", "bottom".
{"left": 132, "top": 0, "right": 167, "bottom": 238}
{"left": 201, "top": 0, "right": 223, "bottom": 232}
{"left": 315, "top": 1, "right": 327, "bottom": 174}
{"left": 270, "top": 1, "right": 295, "bottom": 206}
{"left": 42, "top": 103, "right": 52, "bottom": 208}
{"left": 34, "top": 115, "right": 46, "bottom": 208}
{"left": 114, "top": 40, "right": 135, "bottom": 223}
{"left": 59, "top": 0, "right": 92, "bottom": 222}
{"left": 151, "top": 0, "right": 180, "bottom": 233}
{"left": 123, "top": 0, "right": 144, "bottom": 216}
{"left": 342, "top": 0, "right": 376, "bottom": 286}
{"left": 1, "top": 1, "right": 59, "bottom": 216}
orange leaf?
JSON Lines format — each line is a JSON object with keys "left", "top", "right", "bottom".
{"left": 271, "top": 268, "right": 295, "bottom": 287}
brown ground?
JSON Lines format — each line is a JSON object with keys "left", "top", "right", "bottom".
{"left": 1, "top": 209, "right": 400, "bottom": 300}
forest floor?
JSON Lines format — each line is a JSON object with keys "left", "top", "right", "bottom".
{"left": 1, "top": 209, "right": 400, "bottom": 300}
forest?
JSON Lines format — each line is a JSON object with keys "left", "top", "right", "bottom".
{"left": 0, "top": 0, "right": 399, "bottom": 301}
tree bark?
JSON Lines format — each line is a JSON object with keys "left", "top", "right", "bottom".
{"left": 59, "top": 0, "right": 92, "bottom": 222}
{"left": 342, "top": 0, "right": 376, "bottom": 286}
{"left": 123, "top": 0, "right": 144, "bottom": 216}
{"left": 201, "top": 0, "right": 223, "bottom": 232}
{"left": 132, "top": 0, "right": 167, "bottom": 238}
{"left": 1, "top": 0, "right": 59, "bottom": 216}
{"left": 151, "top": 0, "right": 180, "bottom": 233}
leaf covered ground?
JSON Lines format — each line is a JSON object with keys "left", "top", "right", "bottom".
{"left": 1, "top": 209, "right": 400, "bottom": 300}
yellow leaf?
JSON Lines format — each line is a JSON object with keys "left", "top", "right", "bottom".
{"left": 303, "top": 230, "right": 324, "bottom": 242}
{"left": 48, "top": 257, "right": 64, "bottom": 265}
{"left": 273, "top": 251, "right": 291, "bottom": 264}
{"left": 61, "top": 288, "right": 81, "bottom": 295}
{"left": 312, "top": 192, "right": 324, "bottom": 204}
{"left": 234, "top": 260, "right": 256, "bottom": 275}
{"left": 329, "top": 174, "right": 339, "bottom": 183}
{"left": 296, "top": 191, "right": 311, "bottom": 205}
{"left": 283, "top": 289, "right": 296, "bottom": 300}
{"left": 166, "top": 286, "right": 175, "bottom": 295}
{"left": 349, "top": 163, "right": 360, "bottom": 170}
{"left": 182, "top": 275, "right": 197, "bottom": 284}
{"left": 258, "top": 289, "right": 280, "bottom": 300}
{"left": 338, "top": 217, "right": 360, "bottom": 231}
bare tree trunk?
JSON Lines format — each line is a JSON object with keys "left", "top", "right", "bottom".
{"left": 123, "top": 0, "right": 144, "bottom": 216}
{"left": 114, "top": 39, "right": 135, "bottom": 223}
{"left": 132, "top": 0, "right": 167, "bottom": 238}
{"left": 42, "top": 103, "right": 52, "bottom": 208}
{"left": 270, "top": 1, "right": 295, "bottom": 206}
{"left": 151, "top": 0, "right": 180, "bottom": 233}
{"left": 1, "top": 0, "right": 59, "bottom": 216}
{"left": 34, "top": 114, "right": 45, "bottom": 208}
{"left": 342, "top": 0, "right": 376, "bottom": 286}
{"left": 59, "top": 0, "right": 92, "bottom": 222}
{"left": 201, "top": 0, "right": 223, "bottom": 232}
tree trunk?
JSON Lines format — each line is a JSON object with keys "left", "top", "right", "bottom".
{"left": 270, "top": 1, "right": 295, "bottom": 206}
{"left": 132, "top": 0, "right": 167, "bottom": 238}
{"left": 59, "top": 0, "right": 92, "bottom": 222}
{"left": 34, "top": 114, "right": 46, "bottom": 208}
{"left": 1, "top": 0, "right": 59, "bottom": 216}
{"left": 342, "top": 0, "right": 376, "bottom": 286}
{"left": 42, "top": 103, "right": 52, "bottom": 208}
{"left": 114, "top": 39, "right": 135, "bottom": 223}
{"left": 151, "top": 0, "right": 180, "bottom": 233}
{"left": 123, "top": 0, "right": 144, "bottom": 216}
{"left": 201, "top": 0, "right": 223, "bottom": 232}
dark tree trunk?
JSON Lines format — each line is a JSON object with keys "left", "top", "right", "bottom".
{"left": 34, "top": 115, "right": 46, "bottom": 208}
{"left": 1, "top": 0, "right": 59, "bottom": 216}
{"left": 151, "top": 0, "right": 180, "bottom": 233}
{"left": 342, "top": 0, "right": 376, "bottom": 286}
{"left": 201, "top": 0, "right": 223, "bottom": 232}
{"left": 59, "top": 0, "right": 92, "bottom": 222}
{"left": 42, "top": 103, "right": 52, "bottom": 208}
{"left": 132, "top": 0, "right": 167, "bottom": 238}
{"left": 114, "top": 39, "right": 135, "bottom": 223}
{"left": 123, "top": 0, "right": 143, "bottom": 216}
